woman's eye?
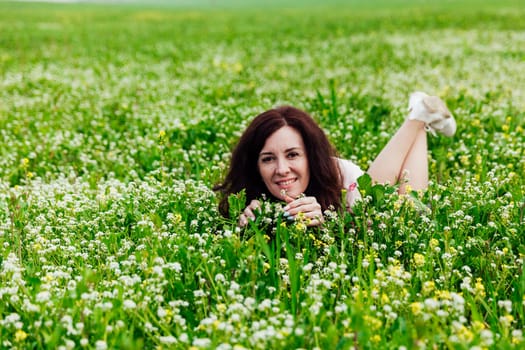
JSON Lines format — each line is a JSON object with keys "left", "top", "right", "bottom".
{"left": 260, "top": 156, "right": 274, "bottom": 163}
{"left": 287, "top": 152, "right": 299, "bottom": 159}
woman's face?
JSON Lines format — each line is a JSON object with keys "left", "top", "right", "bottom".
{"left": 258, "top": 126, "right": 310, "bottom": 200}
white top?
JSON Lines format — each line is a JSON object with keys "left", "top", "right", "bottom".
{"left": 336, "top": 158, "right": 364, "bottom": 208}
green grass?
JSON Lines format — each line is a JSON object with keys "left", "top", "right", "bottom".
{"left": 0, "top": 0, "right": 524, "bottom": 349}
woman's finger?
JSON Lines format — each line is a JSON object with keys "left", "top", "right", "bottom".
{"left": 244, "top": 206, "right": 255, "bottom": 218}
{"left": 239, "top": 213, "right": 248, "bottom": 227}
{"left": 284, "top": 197, "right": 321, "bottom": 215}
{"left": 282, "top": 197, "right": 324, "bottom": 227}
{"left": 247, "top": 199, "right": 261, "bottom": 211}
{"left": 239, "top": 199, "right": 261, "bottom": 226}
{"left": 283, "top": 196, "right": 313, "bottom": 210}
{"left": 284, "top": 193, "right": 295, "bottom": 203}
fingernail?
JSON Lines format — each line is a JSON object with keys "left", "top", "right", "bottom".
{"left": 283, "top": 211, "right": 290, "bottom": 217}
{"left": 283, "top": 205, "right": 290, "bottom": 211}
{"left": 248, "top": 216, "right": 254, "bottom": 221}
{"left": 287, "top": 215, "right": 295, "bottom": 221}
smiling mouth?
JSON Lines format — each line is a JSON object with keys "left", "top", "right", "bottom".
{"left": 276, "top": 178, "right": 296, "bottom": 187}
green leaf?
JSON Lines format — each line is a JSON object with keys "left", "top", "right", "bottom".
{"left": 357, "top": 173, "right": 372, "bottom": 193}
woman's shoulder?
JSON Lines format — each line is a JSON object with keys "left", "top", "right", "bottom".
{"left": 334, "top": 157, "right": 364, "bottom": 208}
{"left": 334, "top": 157, "right": 364, "bottom": 187}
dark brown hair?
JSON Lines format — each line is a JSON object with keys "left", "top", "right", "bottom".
{"left": 214, "top": 106, "right": 343, "bottom": 217}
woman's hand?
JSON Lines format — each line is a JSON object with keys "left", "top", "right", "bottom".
{"left": 283, "top": 195, "right": 324, "bottom": 227}
{"left": 238, "top": 199, "right": 261, "bottom": 227}
{"left": 238, "top": 196, "right": 324, "bottom": 228}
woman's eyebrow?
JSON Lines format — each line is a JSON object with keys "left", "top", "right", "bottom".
{"left": 284, "top": 147, "right": 301, "bottom": 152}
{"left": 259, "top": 147, "right": 302, "bottom": 156}
{"left": 259, "top": 151, "right": 274, "bottom": 157}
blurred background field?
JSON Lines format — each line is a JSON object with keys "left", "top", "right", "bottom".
{"left": 0, "top": 0, "right": 524, "bottom": 348}
{"left": 1, "top": 0, "right": 524, "bottom": 185}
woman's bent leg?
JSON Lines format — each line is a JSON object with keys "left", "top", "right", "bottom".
{"left": 367, "top": 119, "right": 428, "bottom": 193}
{"left": 397, "top": 127, "right": 428, "bottom": 193}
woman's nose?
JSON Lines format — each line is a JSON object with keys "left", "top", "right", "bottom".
{"left": 275, "top": 159, "right": 290, "bottom": 175}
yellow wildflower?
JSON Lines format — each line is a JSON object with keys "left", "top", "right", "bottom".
{"left": 294, "top": 222, "right": 306, "bottom": 231}
{"left": 472, "top": 320, "right": 485, "bottom": 332}
{"left": 413, "top": 253, "right": 425, "bottom": 267}
{"left": 456, "top": 325, "right": 474, "bottom": 343}
{"left": 439, "top": 290, "right": 452, "bottom": 300}
{"left": 512, "top": 331, "right": 523, "bottom": 344}
{"left": 371, "top": 334, "right": 381, "bottom": 344}
{"left": 410, "top": 302, "right": 422, "bottom": 315}
{"left": 429, "top": 238, "right": 439, "bottom": 249}
{"left": 363, "top": 315, "right": 382, "bottom": 331}
{"left": 474, "top": 278, "right": 486, "bottom": 298}
{"left": 475, "top": 154, "right": 482, "bottom": 165}
{"left": 500, "top": 314, "right": 514, "bottom": 327}
{"left": 172, "top": 213, "right": 182, "bottom": 225}
{"left": 15, "top": 329, "right": 28, "bottom": 342}
{"left": 422, "top": 281, "right": 435, "bottom": 295}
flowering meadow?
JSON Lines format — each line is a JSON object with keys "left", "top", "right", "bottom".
{"left": 1, "top": 0, "right": 524, "bottom": 348}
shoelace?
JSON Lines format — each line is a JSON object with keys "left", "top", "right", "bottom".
{"left": 424, "top": 124, "right": 438, "bottom": 136}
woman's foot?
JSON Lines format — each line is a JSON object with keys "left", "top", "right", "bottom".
{"left": 407, "top": 91, "right": 456, "bottom": 137}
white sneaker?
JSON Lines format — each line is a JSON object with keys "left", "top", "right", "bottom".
{"left": 407, "top": 91, "right": 456, "bottom": 137}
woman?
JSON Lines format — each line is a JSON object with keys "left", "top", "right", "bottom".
{"left": 214, "top": 91, "right": 456, "bottom": 227}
